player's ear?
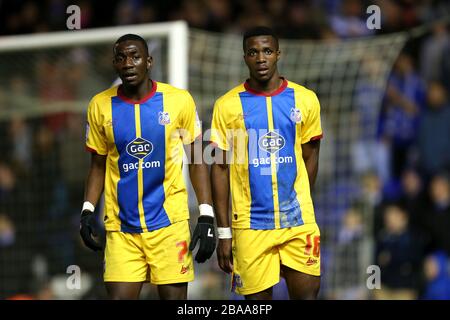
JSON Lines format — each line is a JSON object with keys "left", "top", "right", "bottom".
{"left": 147, "top": 55, "right": 152, "bottom": 70}
{"left": 276, "top": 50, "right": 281, "bottom": 61}
{"left": 112, "top": 57, "right": 119, "bottom": 72}
{"left": 112, "top": 45, "right": 119, "bottom": 65}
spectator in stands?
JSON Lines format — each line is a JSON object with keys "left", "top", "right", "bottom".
{"left": 114, "top": 0, "right": 139, "bottom": 26}
{"left": 358, "top": 171, "right": 388, "bottom": 239}
{"left": 332, "top": 204, "right": 368, "bottom": 299}
{"left": 8, "top": 1, "right": 42, "bottom": 34}
{"left": 376, "top": 0, "right": 404, "bottom": 34}
{"left": 421, "top": 250, "right": 450, "bottom": 300}
{"left": 265, "top": 0, "right": 288, "bottom": 36}
{"left": 419, "top": 23, "right": 449, "bottom": 84}
{"left": 0, "top": 161, "right": 33, "bottom": 240}
{"left": 423, "top": 172, "right": 450, "bottom": 255}
{"left": 36, "top": 55, "right": 76, "bottom": 135}
{"left": 330, "top": 0, "right": 374, "bottom": 38}
{"left": 234, "top": 0, "right": 271, "bottom": 33}
{"left": 279, "top": 2, "right": 322, "bottom": 39}
{"left": 30, "top": 124, "right": 61, "bottom": 222}
{"left": 67, "top": 48, "right": 106, "bottom": 99}
{"left": 417, "top": 81, "right": 450, "bottom": 177}
{"left": 398, "top": 167, "right": 429, "bottom": 235}
{"left": 0, "top": 0, "right": 447, "bottom": 38}
{"left": 9, "top": 75, "right": 34, "bottom": 111}
{"left": 374, "top": 203, "right": 423, "bottom": 299}
{"left": 441, "top": 39, "right": 450, "bottom": 93}
{"left": 136, "top": 4, "right": 159, "bottom": 25}
{"left": 353, "top": 56, "right": 390, "bottom": 184}
{"left": 203, "top": 0, "right": 233, "bottom": 32}
{"left": 171, "top": 0, "right": 210, "bottom": 30}
{"left": 379, "top": 52, "right": 426, "bottom": 181}
{"left": 7, "top": 117, "right": 33, "bottom": 175}
{"left": 0, "top": 213, "right": 33, "bottom": 299}
{"left": 59, "top": 112, "right": 89, "bottom": 213}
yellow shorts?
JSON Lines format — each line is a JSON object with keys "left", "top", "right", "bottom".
{"left": 104, "top": 220, "right": 194, "bottom": 285}
{"left": 231, "top": 223, "right": 321, "bottom": 295}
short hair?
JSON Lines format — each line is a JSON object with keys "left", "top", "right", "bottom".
{"left": 114, "top": 34, "right": 148, "bottom": 55}
{"left": 243, "top": 26, "right": 279, "bottom": 51}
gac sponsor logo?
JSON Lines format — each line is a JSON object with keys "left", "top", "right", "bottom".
{"left": 126, "top": 137, "right": 153, "bottom": 160}
{"left": 258, "top": 131, "right": 285, "bottom": 154}
{"left": 251, "top": 155, "right": 293, "bottom": 168}
{"left": 122, "top": 160, "right": 161, "bottom": 173}
{"left": 306, "top": 257, "right": 318, "bottom": 266}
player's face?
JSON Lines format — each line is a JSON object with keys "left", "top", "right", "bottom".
{"left": 244, "top": 36, "right": 280, "bottom": 82}
{"left": 113, "top": 40, "right": 152, "bottom": 87}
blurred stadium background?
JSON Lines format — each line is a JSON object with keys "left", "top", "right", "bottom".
{"left": 0, "top": 0, "right": 450, "bottom": 300}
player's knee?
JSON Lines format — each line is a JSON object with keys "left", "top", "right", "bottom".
{"left": 158, "top": 283, "right": 187, "bottom": 300}
{"left": 288, "top": 276, "right": 320, "bottom": 300}
{"left": 299, "top": 278, "right": 320, "bottom": 300}
{"left": 309, "top": 279, "right": 321, "bottom": 299}
{"left": 245, "top": 287, "right": 273, "bottom": 300}
{"left": 105, "top": 283, "right": 141, "bottom": 300}
{"left": 160, "top": 291, "right": 187, "bottom": 300}
{"left": 108, "top": 291, "right": 139, "bottom": 300}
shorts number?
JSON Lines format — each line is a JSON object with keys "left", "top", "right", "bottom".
{"left": 304, "top": 234, "right": 320, "bottom": 257}
{"left": 176, "top": 241, "right": 188, "bottom": 263}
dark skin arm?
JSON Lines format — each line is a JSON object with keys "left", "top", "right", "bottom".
{"left": 184, "top": 138, "right": 212, "bottom": 205}
{"left": 185, "top": 138, "right": 217, "bottom": 264}
{"left": 301, "top": 139, "right": 321, "bottom": 190}
{"left": 84, "top": 153, "right": 107, "bottom": 205}
{"left": 211, "top": 147, "right": 233, "bottom": 273}
{"left": 79, "top": 152, "right": 106, "bottom": 251}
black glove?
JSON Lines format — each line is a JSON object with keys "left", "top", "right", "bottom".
{"left": 80, "top": 210, "right": 103, "bottom": 251}
{"left": 189, "top": 215, "right": 216, "bottom": 263}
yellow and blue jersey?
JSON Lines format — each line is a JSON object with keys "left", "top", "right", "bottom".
{"left": 86, "top": 81, "right": 201, "bottom": 233}
{"left": 210, "top": 78, "right": 322, "bottom": 230}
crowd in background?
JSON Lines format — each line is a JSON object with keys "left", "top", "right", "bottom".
{"left": 0, "top": 0, "right": 450, "bottom": 299}
{"left": 1, "top": 0, "right": 449, "bottom": 38}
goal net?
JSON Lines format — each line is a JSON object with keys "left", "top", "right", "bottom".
{"left": 0, "top": 21, "right": 409, "bottom": 299}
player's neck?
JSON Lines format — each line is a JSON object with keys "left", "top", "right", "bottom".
{"left": 247, "top": 75, "right": 283, "bottom": 95}
{"left": 121, "top": 79, "right": 153, "bottom": 101}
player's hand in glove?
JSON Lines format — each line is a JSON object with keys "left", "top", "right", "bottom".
{"left": 189, "top": 215, "right": 216, "bottom": 263}
{"left": 80, "top": 209, "right": 103, "bottom": 251}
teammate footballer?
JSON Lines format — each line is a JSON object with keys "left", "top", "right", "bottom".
{"left": 79, "top": 34, "right": 216, "bottom": 299}
{"left": 210, "top": 26, "right": 322, "bottom": 299}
